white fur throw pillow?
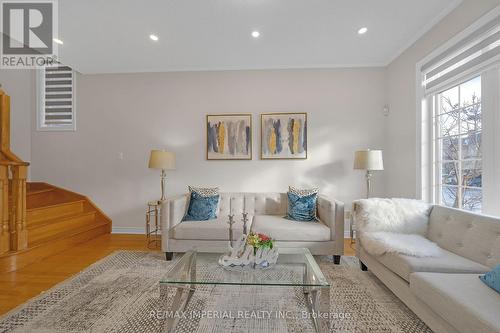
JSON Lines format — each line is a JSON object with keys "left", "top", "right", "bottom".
{"left": 354, "top": 198, "right": 432, "bottom": 235}
{"left": 361, "top": 232, "right": 442, "bottom": 257}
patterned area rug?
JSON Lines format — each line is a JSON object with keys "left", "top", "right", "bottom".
{"left": 0, "top": 251, "right": 431, "bottom": 333}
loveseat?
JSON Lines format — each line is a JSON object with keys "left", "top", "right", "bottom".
{"left": 161, "top": 192, "right": 344, "bottom": 262}
{"left": 354, "top": 200, "right": 500, "bottom": 333}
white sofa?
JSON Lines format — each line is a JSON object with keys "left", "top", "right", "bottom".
{"left": 354, "top": 202, "right": 500, "bottom": 333}
{"left": 161, "top": 192, "right": 344, "bottom": 262}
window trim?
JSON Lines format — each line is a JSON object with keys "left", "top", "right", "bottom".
{"left": 36, "top": 68, "right": 77, "bottom": 132}
{"left": 480, "top": 68, "right": 500, "bottom": 216}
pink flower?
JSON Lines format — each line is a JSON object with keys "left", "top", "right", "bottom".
{"left": 258, "top": 233, "right": 270, "bottom": 241}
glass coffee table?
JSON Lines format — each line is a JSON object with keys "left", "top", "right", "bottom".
{"left": 159, "top": 248, "right": 330, "bottom": 333}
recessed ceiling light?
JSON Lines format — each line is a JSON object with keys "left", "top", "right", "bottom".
{"left": 53, "top": 38, "right": 63, "bottom": 45}
{"left": 149, "top": 34, "right": 159, "bottom": 41}
{"left": 251, "top": 31, "right": 260, "bottom": 38}
{"left": 358, "top": 27, "right": 368, "bottom": 35}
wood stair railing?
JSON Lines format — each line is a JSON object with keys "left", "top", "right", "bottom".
{"left": 0, "top": 88, "right": 29, "bottom": 255}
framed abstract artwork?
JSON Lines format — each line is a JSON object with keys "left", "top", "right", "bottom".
{"left": 261, "top": 112, "right": 307, "bottom": 159}
{"left": 206, "top": 114, "right": 252, "bottom": 160}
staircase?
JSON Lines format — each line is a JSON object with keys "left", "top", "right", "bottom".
{"left": 0, "top": 183, "right": 111, "bottom": 272}
{"left": 0, "top": 88, "right": 111, "bottom": 273}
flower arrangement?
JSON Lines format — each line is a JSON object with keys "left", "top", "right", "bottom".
{"left": 246, "top": 232, "right": 273, "bottom": 254}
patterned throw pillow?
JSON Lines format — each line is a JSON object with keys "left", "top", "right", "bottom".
{"left": 286, "top": 192, "right": 318, "bottom": 222}
{"left": 183, "top": 191, "right": 219, "bottom": 221}
{"left": 188, "top": 186, "right": 219, "bottom": 197}
{"left": 479, "top": 265, "right": 500, "bottom": 294}
{"left": 288, "top": 186, "right": 319, "bottom": 197}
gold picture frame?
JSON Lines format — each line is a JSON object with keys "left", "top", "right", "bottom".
{"left": 260, "top": 112, "right": 308, "bottom": 160}
{"left": 206, "top": 114, "right": 252, "bottom": 160}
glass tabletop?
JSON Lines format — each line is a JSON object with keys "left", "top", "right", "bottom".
{"left": 160, "top": 248, "right": 329, "bottom": 288}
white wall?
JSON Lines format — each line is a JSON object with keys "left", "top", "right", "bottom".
{"left": 385, "top": 0, "right": 500, "bottom": 198}
{"left": 30, "top": 68, "right": 387, "bottom": 230}
{"left": 0, "top": 69, "right": 34, "bottom": 163}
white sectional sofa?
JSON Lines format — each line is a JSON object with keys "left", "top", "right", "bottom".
{"left": 354, "top": 202, "right": 500, "bottom": 333}
{"left": 161, "top": 192, "right": 344, "bottom": 262}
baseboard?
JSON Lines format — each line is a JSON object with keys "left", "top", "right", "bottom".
{"left": 111, "top": 227, "right": 145, "bottom": 234}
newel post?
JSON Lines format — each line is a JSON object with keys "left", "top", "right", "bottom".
{"left": 0, "top": 165, "right": 9, "bottom": 254}
{"left": 10, "top": 165, "right": 28, "bottom": 251}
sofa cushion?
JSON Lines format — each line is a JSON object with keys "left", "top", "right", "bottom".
{"left": 173, "top": 215, "right": 252, "bottom": 240}
{"left": 375, "top": 247, "right": 490, "bottom": 282}
{"left": 410, "top": 272, "right": 500, "bottom": 333}
{"left": 480, "top": 265, "right": 500, "bottom": 294}
{"left": 427, "top": 205, "right": 500, "bottom": 268}
{"left": 251, "top": 215, "right": 331, "bottom": 241}
{"left": 288, "top": 186, "right": 319, "bottom": 197}
{"left": 217, "top": 193, "right": 287, "bottom": 216}
{"left": 183, "top": 192, "right": 219, "bottom": 221}
{"left": 188, "top": 186, "right": 219, "bottom": 197}
{"left": 286, "top": 192, "right": 318, "bottom": 221}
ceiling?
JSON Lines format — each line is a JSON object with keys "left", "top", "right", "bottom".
{"left": 58, "top": 0, "right": 462, "bottom": 74}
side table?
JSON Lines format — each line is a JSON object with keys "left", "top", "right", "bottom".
{"left": 350, "top": 211, "right": 356, "bottom": 244}
{"left": 146, "top": 200, "right": 161, "bottom": 248}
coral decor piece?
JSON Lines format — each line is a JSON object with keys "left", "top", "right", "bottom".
{"left": 219, "top": 232, "right": 278, "bottom": 269}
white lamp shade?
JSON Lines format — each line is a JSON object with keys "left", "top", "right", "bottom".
{"left": 148, "top": 150, "right": 176, "bottom": 170}
{"left": 354, "top": 150, "right": 384, "bottom": 171}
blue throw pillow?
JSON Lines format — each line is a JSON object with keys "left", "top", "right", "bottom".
{"left": 479, "top": 264, "right": 500, "bottom": 294}
{"left": 286, "top": 192, "right": 318, "bottom": 222}
{"left": 183, "top": 191, "right": 219, "bottom": 221}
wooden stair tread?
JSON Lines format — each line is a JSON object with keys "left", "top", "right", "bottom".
{"left": 26, "top": 188, "right": 54, "bottom": 196}
{"left": 28, "top": 217, "right": 108, "bottom": 248}
{"left": 27, "top": 196, "right": 85, "bottom": 210}
{"left": 26, "top": 182, "right": 54, "bottom": 192}
{"left": 27, "top": 200, "right": 87, "bottom": 225}
{"left": 0, "top": 220, "right": 109, "bottom": 264}
{"left": 27, "top": 198, "right": 86, "bottom": 212}
{"left": 27, "top": 209, "right": 96, "bottom": 230}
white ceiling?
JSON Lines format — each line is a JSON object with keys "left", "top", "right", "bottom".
{"left": 58, "top": 0, "right": 462, "bottom": 74}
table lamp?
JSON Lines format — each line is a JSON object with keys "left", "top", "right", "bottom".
{"left": 148, "top": 150, "right": 175, "bottom": 201}
{"left": 354, "top": 149, "right": 384, "bottom": 198}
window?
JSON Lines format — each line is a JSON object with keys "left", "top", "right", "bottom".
{"left": 37, "top": 65, "right": 75, "bottom": 131}
{"left": 418, "top": 7, "right": 500, "bottom": 215}
{"left": 434, "top": 76, "right": 482, "bottom": 212}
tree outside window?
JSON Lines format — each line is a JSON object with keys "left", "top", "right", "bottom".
{"left": 436, "top": 76, "right": 482, "bottom": 212}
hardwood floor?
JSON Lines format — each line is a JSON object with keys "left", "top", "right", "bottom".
{"left": 344, "top": 238, "right": 356, "bottom": 256}
{"left": 0, "top": 234, "right": 356, "bottom": 315}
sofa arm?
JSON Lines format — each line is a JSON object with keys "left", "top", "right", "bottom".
{"left": 352, "top": 199, "right": 382, "bottom": 237}
{"left": 318, "top": 195, "right": 344, "bottom": 255}
{"left": 160, "top": 194, "right": 188, "bottom": 251}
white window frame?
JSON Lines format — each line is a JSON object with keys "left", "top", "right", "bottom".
{"left": 417, "top": 6, "right": 500, "bottom": 215}
{"left": 36, "top": 68, "right": 77, "bottom": 132}
{"left": 431, "top": 74, "right": 483, "bottom": 211}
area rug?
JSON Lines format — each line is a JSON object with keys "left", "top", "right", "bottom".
{"left": 0, "top": 251, "right": 431, "bottom": 333}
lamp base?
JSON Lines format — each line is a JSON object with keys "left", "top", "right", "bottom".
{"left": 160, "top": 169, "right": 166, "bottom": 201}
{"left": 365, "top": 170, "right": 373, "bottom": 199}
